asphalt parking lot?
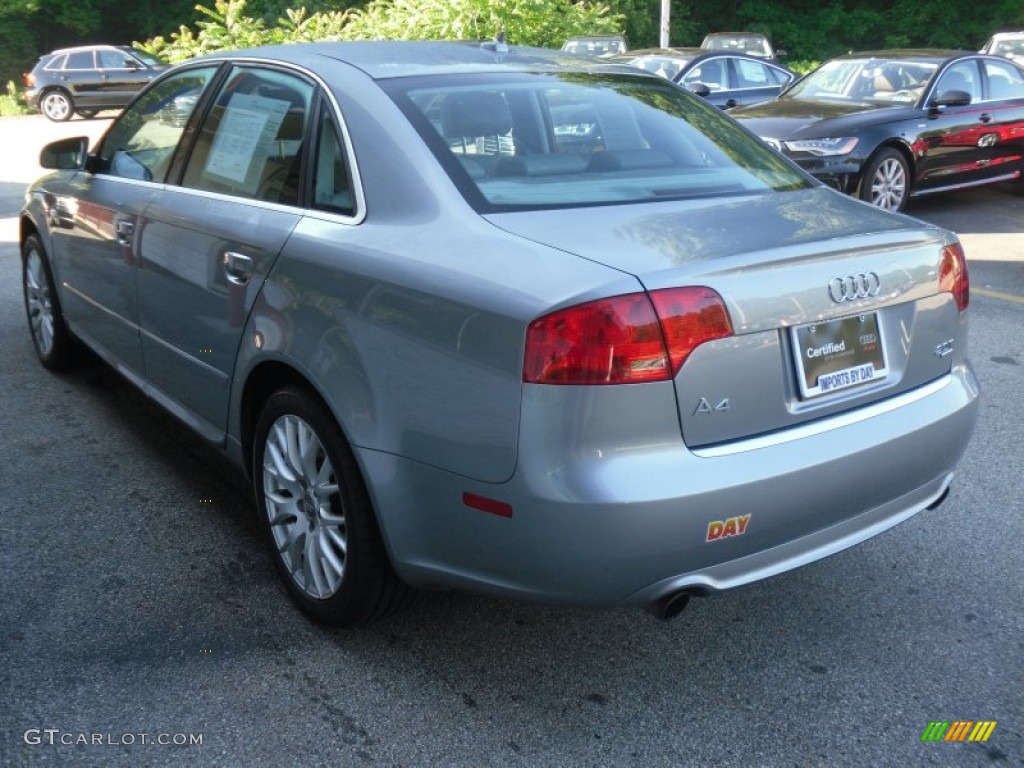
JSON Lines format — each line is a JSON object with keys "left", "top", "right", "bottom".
{"left": 0, "top": 114, "right": 1021, "bottom": 767}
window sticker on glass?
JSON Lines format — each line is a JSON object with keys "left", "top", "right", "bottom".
{"left": 205, "top": 93, "right": 290, "bottom": 188}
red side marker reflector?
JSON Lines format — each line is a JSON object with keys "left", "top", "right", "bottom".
{"left": 463, "top": 492, "right": 513, "bottom": 518}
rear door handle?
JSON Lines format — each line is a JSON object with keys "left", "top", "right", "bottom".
{"left": 979, "top": 113, "right": 991, "bottom": 123}
{"left": 725, "top": 99, "right": 738, "bottom": 109}
{"left": 223, "top": 251, "right": 254, "bottom": 285}
{"left": 114, "top": 219, "right": 134, "bottom": 246}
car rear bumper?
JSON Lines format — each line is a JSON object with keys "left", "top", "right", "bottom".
{"left": 361, "top": 364, "right": 978, "bottom": 608}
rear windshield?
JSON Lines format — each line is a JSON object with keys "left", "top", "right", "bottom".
{"left": 386, "top": 73, "right": 809, "bottom": 212}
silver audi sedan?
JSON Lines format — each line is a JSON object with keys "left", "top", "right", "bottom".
{"left": 21, "top": 41, "right": 978, "bottom": 625}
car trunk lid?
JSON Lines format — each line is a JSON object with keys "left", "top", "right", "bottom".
{"left": 486, "top": 188, "right": 966, "bottom": 447}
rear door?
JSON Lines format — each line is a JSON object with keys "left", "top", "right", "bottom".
{"left": 135, "top": 64, "right": 314, "bottom": 434}
{"left": 62, "top": 50, "right": 102, "bottom": 102}
{"left": 914, "top": 58, "right": 1008, "bottom": 190}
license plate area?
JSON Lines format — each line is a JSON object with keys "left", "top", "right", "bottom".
{"left": 790, "top": 313, "right": 889, "bottom": 399}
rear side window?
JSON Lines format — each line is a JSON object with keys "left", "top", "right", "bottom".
{"left": 734, "top": 58, "right": 772, "bottom": 87}
{"left": 65, "top": 51, "right": 94, "bottom": 70}
{"left": 390, "top": 73, "right": 809, "bottom": 211}
{"left": 312, "top": 107, "right": 355, "bottom": 216}
{"left": 43, "top": 54, "right": 68, "bottom": 71}
{"left": 182, "top": 66, "right": 315, "bottom": 205}
{"left": 983, "top": 59, "right": 1024, "bottom": 100}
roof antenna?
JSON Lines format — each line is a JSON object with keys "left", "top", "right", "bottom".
{"left": 481, "top": 28, "right": 509, "bottom": 54}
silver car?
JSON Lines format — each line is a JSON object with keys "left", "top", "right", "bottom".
{"left": 21, "top": 41, "right": 978, "bottom": 625}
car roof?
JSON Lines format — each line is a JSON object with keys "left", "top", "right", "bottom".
{"left": 833, "top": 49, "right": 969, "bottom": 61}
{"left": 48, "top": 44, "right": 135, "bottom": 55}
{"left": 703, "top": 32, "right": 769, "bottom": 39}
{"left": 196, "top": 41, "right": 645, "bottom": 80}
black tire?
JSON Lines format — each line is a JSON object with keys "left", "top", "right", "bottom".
{"left": 40, "top": 89, "right": 73, "bottom": 122}
{"left": 858, "top": 147, "right": 910, "bottom": 212}
{"left": 22, "top": 234, "right": 82, "bottom": 370}
{"left": 252, "top": 387, "right": 414, "bottom": 626}
{"left": 1013, "top": 163, "right": 1024, "bottom": 197}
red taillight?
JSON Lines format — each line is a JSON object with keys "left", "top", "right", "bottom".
{"left": 939, "top": 242, "right": 969, "bottom": 312}
{"left": 23, "top": 72, "right": 34, "bottom": 88}
{"left": 523, "top": 287, "right": 733, "bottom": 385}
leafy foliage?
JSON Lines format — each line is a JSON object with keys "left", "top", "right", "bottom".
{"left": 138, "top": 0, "right": 622, "bottom": 62}
{"left": 0, "top": 80, "right": 31, "bottom": 116}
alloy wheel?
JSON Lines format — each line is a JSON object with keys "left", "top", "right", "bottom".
{"left": 41, "top": 91, "right": 72, "bottom": 121}
{"left": 25, "top": 248, "right": 55, "bottom": 357}
{"left": 262, "top": 414, "right": 348, "bottom": 599}
{"left": 869, "top": 157, "right": 907, "bottom": 210}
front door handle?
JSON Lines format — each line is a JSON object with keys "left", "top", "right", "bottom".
{"left": 114, "top": 219, "right": 134, "bottom": 246}
{"left": 725, "top": 99, "right": 738, "bottom": 109}
{"left": 223, "top": 251, "right": 254, "bottom": 285}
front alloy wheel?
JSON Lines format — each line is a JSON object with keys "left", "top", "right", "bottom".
{"left": 253, "top": 388, "right": 412, "bottom": 625}
{"left": 40, "top": 90, "right": 73, "bottom": 122}
{"left": 860, "top": 148, "right": 909, "bottom": 212}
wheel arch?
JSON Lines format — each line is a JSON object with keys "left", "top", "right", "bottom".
{"left": 237, "top": 359, "right": 368, "bottom": 486}
{"left": 20, "top": 216, "right": 39, "bottom": 248}
{"left": 863, "top": 140, "right": 916, "bottom": 188}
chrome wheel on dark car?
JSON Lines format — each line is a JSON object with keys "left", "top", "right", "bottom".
{"left": 253, "top": 389, "right": 412, "bottom": 625}
{"left": 40, "top": 90, "right": 73, "bottom": 122}
{"left": 861, "top": 148, "right": 909, "bottom": 212}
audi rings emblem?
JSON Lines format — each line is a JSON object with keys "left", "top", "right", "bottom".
{"left": 828, "top": 272, "right": 881, "bottom": 303}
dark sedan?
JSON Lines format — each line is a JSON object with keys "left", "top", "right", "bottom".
{"left": 731, "top": 50, "right": 1024, "bottom": 211}
{"left": 609, "top": 48, "right": 795, "bottom": 109}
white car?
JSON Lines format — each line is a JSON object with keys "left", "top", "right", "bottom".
{"left": 980, "top": 31, "right": 1024, "bottom": 63}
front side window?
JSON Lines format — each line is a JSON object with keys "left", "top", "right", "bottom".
{"left": 682, "top": 59, "right": 728, "bottom": 91}
{"left": 98, "top": 49, "right": 136, "bottom": 70}
{"left": 182, "top": 66, "right": 315, "bottom": 205}
{"left": 390, "top": 73, "right": 809, "bottom": 211}
{"left": 98, "top": 66, "right": 219, "bottom": 182}
{"left": 935, "top": 61, "right": 982, "bottom": 103}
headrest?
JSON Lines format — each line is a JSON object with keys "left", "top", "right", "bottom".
{"left": 441, "top": 92, "right": 513, "bottom": 138}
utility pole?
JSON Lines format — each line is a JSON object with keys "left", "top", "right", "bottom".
{"left": 660, "top": 0, "right": 670, "bottom": 48}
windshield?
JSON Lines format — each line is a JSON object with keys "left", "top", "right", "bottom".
{"left": 388, "top": 73, "right": 809, "bottom": 212}
{"left": 992, "top": 37, "right": 1024, "bottom": 59}
{"left": 785, "top": 58, "right": 939, "bottom": 104}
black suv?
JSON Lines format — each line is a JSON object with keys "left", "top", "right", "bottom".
{"left": 24, "top": 45, "right": 167, "bottom": 121}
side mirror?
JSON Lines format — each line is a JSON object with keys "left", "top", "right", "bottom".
{"left": 126, "top": 59, "right": 142, "bottom": 70}
{"left": 40, "top": 137, "right": 89, "bottom": 170}
{"left": 930, "top": 89, "right": 971, "bottom": 108}
{"left": 687, "top": 82, "right": 712, "bottom": 98}
{"left": 775, "top": 48, "right": 788, "bottom": 59}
